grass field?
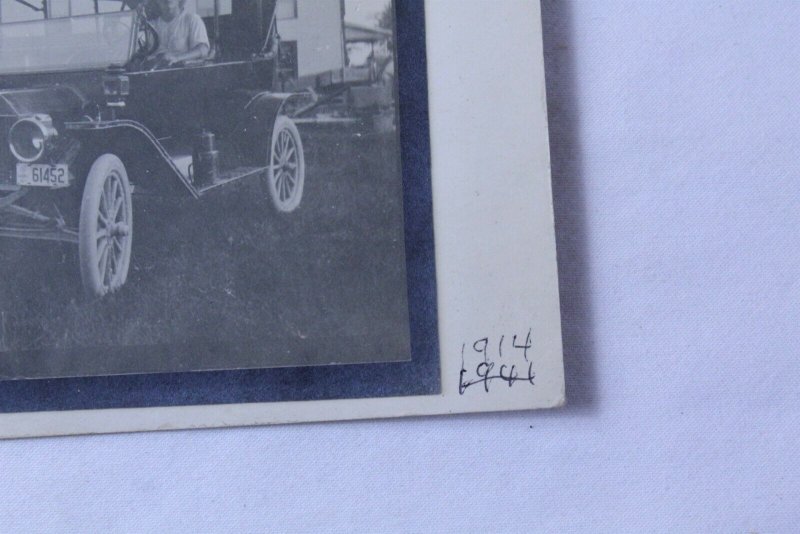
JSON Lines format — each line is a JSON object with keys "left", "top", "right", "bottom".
{"left": 0, "top": 128, "right": 412, "bottom": 378}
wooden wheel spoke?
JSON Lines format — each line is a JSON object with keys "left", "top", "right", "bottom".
{"left": 103, "top": 179, "right": 113, "bottom": 213}
{"left": 110, "top": 176, "right": 119, "bottom": 206}
{"left": 108, "top": 244, "right": 117, "bottom": 272}
{"left": 111, "top": 194, "right": 124, "bottom": 222}
{"left": 278, "top": 174, "right": 287, "bottom": 201}
{"left": 284, "top": 177, "right": 291, "bottom": 201}
{"left": 280, "top": 131, "right": 290, "bottom": 155}
{"left": 99, "top": 188, "right": 109, "bottom": 219}
{"left": 98, "top": 241, "right": 110, "bottom": 284}
{"left": 276, "top": 138, "right": 284, "bottom": 163}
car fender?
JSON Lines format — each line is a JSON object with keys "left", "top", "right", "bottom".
{"left": 66, "top": 120, "right": 198, "bottom": 198}
{"left": 233, "top": 92, "right": 294, "bottom": 166}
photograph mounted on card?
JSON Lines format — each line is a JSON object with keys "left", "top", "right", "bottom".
{"left": 0, "top": 0, "right": 412, "bottom": 380}
{"left": 0, "top": 0, "right": 564, "bottom": 439}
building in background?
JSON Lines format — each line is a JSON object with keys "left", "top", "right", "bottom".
{"left": 345, "top": 21, "right": 392, "bottom": 80}
{"left": 276, "top": 0, "right": 346, "bottom": 84}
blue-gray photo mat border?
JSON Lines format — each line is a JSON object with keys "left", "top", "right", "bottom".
{"left": 0, "top": 0, "right": 440, "bottom": 414}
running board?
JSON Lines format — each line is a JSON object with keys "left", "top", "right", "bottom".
{"left": 196, "top": 166, "right": 267, "bottom": 195}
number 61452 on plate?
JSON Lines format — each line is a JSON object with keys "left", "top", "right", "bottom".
{"left": 16, "top": 163, "right": 69, "bottom": 188}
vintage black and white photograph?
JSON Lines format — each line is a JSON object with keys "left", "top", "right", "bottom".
{"left": 0, "top": 0, "right": 423, "bottom": 381}
{"left": 0, "top": 0, "right": 568, "bottom": 438}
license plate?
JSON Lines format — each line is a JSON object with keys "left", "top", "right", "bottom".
{"left": 16, "top": 164, "right": 69, "bottom": 188}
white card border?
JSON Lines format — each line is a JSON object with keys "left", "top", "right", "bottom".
{"left": 0, "top": 0, "right": 564, "bottom": 439}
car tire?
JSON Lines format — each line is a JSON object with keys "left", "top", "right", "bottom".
{"left": 265, "top": 115, "right": 305, "bottom": 213}
{"left": 79, "top": 154, "right": 133, "bottom": 297}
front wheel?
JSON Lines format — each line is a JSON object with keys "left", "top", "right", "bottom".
{"left": 265, "top": 115, "right": 305, "bottom": 213}
{"left": 79, "top": 154, "right": 133, "bottom": 297}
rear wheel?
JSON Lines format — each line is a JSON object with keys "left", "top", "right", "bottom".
{"left": 265, "top": 116, "right": 305, "bottom": 213}
{"left": 78, "top": 154, "right": 133, "bottom": 297}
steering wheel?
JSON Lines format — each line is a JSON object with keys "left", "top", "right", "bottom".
{"left": 139, "top": 19, "right": 160, "bottom": 58}
{"left": 127, "top": 8, "right": 160, "bottom": 69}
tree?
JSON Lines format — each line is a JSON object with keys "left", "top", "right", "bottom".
{"left": 376, "top": 1, "right": 393, "bottom": 30}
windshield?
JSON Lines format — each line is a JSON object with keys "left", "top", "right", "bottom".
{"left": 0, "top": 1, "right": 138, "bottom": 22}
{"left": 0, "top": 10, "right": 136, "bottom": 74}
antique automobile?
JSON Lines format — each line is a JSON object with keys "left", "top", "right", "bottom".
{"left": 0, "top": 0, "right": 306, "bottom": 297}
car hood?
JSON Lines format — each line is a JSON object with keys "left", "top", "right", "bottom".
{"left": 0, "top": 86, "right": 86, "bottom": 120}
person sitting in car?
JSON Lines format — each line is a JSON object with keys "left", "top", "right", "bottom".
{"left": 151, "top": 0, "right": 210, "bottom": 66}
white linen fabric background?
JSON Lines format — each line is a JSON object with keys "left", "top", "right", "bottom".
{"left": 2, "top": 0, "right": 799, "bottom": 531}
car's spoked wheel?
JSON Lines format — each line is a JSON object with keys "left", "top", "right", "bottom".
{"left": 79, "top": 154, "right": 133, "bottom": 297}
{"left": 266, "top": 115, "right": 305, "bottom": 213}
